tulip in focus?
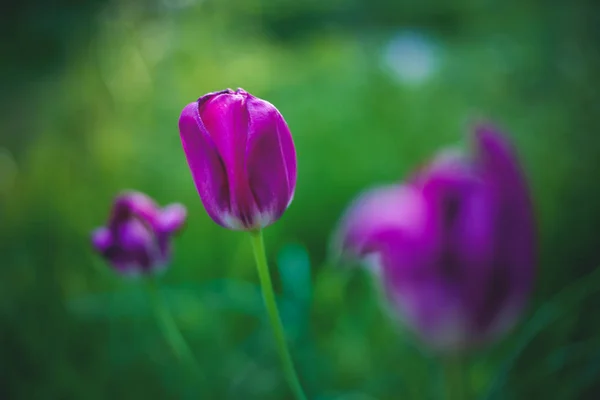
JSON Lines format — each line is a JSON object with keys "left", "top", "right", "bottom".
{"left": 335, "top": 125, "right": 536, "bottom": 351}
{"left": 91, "top": 191, "right": 187, "bottom": 276}
{"left": 178, "top": 88, "right": 297, "bottom": 231}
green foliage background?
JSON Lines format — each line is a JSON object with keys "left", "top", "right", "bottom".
{"left": 1, "top": 0, "right": 600, "bottom": 398}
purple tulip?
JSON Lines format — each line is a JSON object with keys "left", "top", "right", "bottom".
{"left": 335, "top": 125, "right": 536, "bottom": 350}
{"left": 91, "top": 191, "right": 187, "bottom": 276}
{"left": 178, "top": 88, "right": 297, "bottom": 231}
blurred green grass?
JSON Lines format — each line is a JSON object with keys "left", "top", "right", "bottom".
{"left": 1, "top": 0, "right": 600, "bottom": 399}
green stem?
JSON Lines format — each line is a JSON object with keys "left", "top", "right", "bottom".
{"left": 443, "top": 355, "right": 467, "bottom": 400}
{"left": 147, "top": 279, "right": 202, "bottom": 375}
{"left": 249, "top": 229, "right": 308, "bottom": 400}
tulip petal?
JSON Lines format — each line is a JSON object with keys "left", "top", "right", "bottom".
{"left": 474, "top": 125, "right": 536, "bottom": 333}
{"left": 179, "top": 101, "right": 231, "bottom": 227}
{"left": 198, "top": 91, "right": 259, "bottom": 227}
{"left": 91, "top": 227, "right": 112, "bottom": 253}
{"left": 117, "top": 219, "right": 157, "bottom": 270}
{"left": 415, "top": 148, "right": 514, "bottom": 338}
{"left": 158, "top": 203, "right": 187, "bottom": 233}
{"left": 110, "top": 191, "right": 159, "bottom": 228}
{"left": 475, "top": 124, "right": 534, "bottom": 228}
{"left": 335, "top": 185, "right": 427, "bottom": 261}
{"left": 154, "top": 203, "right": 187, "bottom": 259}
{"left": 245, "top": 95, "right": 296, "bottom": 227}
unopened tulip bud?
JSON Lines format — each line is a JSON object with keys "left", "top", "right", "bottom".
{"left": 179, "top": 88, "right": 296, "bottom": 230}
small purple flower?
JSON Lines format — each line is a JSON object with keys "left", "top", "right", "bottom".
{"left": 178, "top": 88, "right": 297, "bottom": 231}
{"left": 91, "top": 191, "right": 187, "bottom": 276}
{"left": 335, "top": 125, "right": 536, "bottom": 351}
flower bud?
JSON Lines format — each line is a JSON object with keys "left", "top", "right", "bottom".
{"left": 335, "top": 125, "right": 536, "bottom": 350}
{"left": 178, "top": 88, "right": 297, "bottom": 230}
{"left": 91, "top": 191, "right": 186, "bottom": 276}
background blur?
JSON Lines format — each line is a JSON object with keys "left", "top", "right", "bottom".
{"left": 2, "top": 0, "right": 600, "bottom": 399}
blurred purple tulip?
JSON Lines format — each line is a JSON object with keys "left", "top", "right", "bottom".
{"left": 91, "top": 191, "right": 187, "bottom": 276}
{"left": 335, "top": 125, "right": 536, "bottom": 350}
{"left": 178, "top": 88, "right": 297, "bottom": 231}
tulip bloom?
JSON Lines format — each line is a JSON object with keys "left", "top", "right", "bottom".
{"left": 335, "top": 125, "right": 536, "bottom": 350}
{"left": 91, "top": 191, "right": 187, "bottom": 276}
{"left": 178, "top": 88, "right": 297, "bottom": 231}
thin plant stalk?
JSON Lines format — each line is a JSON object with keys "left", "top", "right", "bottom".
{"left": 147, "top": 279, "right": 202, "bottom": 375}
{"left": 249, "top": 229, "right": 307, "bottom": 400}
